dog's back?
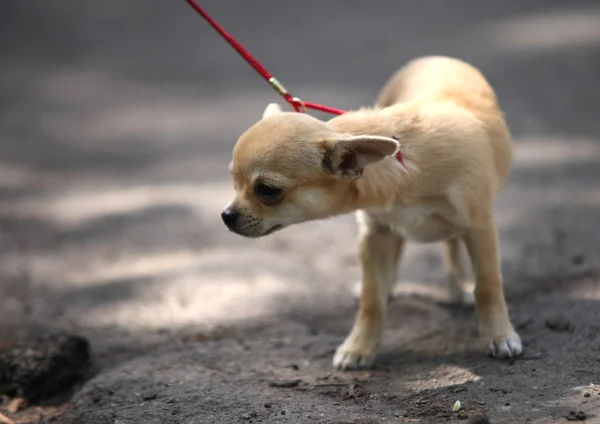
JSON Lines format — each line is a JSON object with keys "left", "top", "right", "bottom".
{"left": 377, "top": 56, "right": 497, "bottom": 111}
{"left": 377, "top": 55, "right": 513, "bottom": 192}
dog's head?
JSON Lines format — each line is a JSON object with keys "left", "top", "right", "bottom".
{"left": 221, "top": 103, "right": 399, "bottom": 238}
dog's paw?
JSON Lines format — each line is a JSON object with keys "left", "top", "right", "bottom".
{"left": 449, "top": 289, "right": 475, "bottom": 307}
{"left": 485, "top": 333, "right": 523, "bottom": 358}
{"left": 447, "top": 280, "right": 475, "bottom": 307}
{"left": 351, "top": 281, "right": 361, "bottom": 300}
{"left": 333, "top": 345, "right": 376, "bottom": 370}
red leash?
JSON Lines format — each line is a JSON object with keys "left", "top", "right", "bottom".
{"left": 184, "top": 0, "right": 346, "bottom": 115}
{"left": 184, "top": 1, "right": 404, "bottom": 165}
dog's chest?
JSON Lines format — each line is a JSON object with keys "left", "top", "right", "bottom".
{"left": 367, "top": 203, "right": 458, "bottom": 242}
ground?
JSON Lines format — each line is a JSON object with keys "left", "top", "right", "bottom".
{"left": 0, "top": 1, "right": 600, "bottom": 423}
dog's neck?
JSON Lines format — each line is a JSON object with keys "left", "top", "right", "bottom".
{"left": 329, "top": 106, "right": 411, "bottom": 138}
{"left": 328, "top": 106, "right": 416, "bottom": 210}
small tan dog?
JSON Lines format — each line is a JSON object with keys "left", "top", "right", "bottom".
{"left": 222, "top": 56, "right": 522, "bottom": 370}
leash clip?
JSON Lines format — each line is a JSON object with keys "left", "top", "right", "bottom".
{"left": 291, "top": 97, "right": 306, "bottom": 113}
{"left": 268, "top": 77, "right": 306, "bottom": 113}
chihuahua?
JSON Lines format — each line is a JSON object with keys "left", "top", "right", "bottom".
{"left": 222, "top": 56, "right": 522, "bottom": 370}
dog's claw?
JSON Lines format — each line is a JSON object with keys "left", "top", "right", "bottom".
{"left": 333, "top": 347, "right": 376, "bottom": 370}
{"left": 449, "top": 290, "right": 475, "bottom": 307}
{"left": 486, "top": 334, "right": 523, "bottom": 358}
{"left": 333, "top": 352, "right": 375, "bottom": 371}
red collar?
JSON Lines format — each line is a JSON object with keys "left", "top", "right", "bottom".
{"left": 392, "top": 136, "right": 405, "bottom": 166}
{"left": 396, "top": 151, "right": 405, "bottom": 166}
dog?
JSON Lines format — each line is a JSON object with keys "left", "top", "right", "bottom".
{"left": 221, "top": 55, "right": 522, "bottom": 370}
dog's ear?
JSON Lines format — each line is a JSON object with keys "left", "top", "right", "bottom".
{"left": 262, "top": 103, "right": 283, "bottom": 119}
{"left": 322, "top": 135, "right": 399, "bottom": 180}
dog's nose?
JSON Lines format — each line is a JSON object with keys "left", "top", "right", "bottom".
{"left": 221, "top": 208, "right": 240, "bottom": 228}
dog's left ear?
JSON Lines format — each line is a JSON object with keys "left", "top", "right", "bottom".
{"left": 323, "top": 135, "right": 399, "bottom": 180}
{"left": 262, "top": 103, "right": 283, "bottom": 119}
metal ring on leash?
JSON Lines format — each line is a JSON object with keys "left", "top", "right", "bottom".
{"left": 292, "top": 97, "right": 306, "bottom": 113}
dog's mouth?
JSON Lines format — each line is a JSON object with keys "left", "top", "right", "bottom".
{"left": 262, "top": 224, "right": 283, "bottom": 236}
{"left": 229, "top": 224, "right": 284, "bottom": 238}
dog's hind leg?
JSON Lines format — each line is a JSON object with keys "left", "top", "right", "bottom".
{"left": 463, "top": 215, "right": 522, "bottom": 358}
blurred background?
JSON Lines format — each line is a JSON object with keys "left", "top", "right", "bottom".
{"left": 0, "top": 1, "right": 599, "bottom": 422}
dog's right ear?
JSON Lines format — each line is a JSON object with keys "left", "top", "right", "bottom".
{"left": 262, "top": 103, "right": 283, "bottom": 119}
{"left": 322, "top": 135, "right": 399, "bottom": 181}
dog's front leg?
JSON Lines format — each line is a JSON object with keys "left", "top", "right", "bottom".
{"left": 463, "top": 215, "right": 522, "bottom": 358}
{"left": 334, "top": 219, "right": 403, "bottom": 370}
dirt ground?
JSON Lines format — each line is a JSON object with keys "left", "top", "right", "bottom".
{"left": 1, "top": 1, "right": 600, "bottom": 423}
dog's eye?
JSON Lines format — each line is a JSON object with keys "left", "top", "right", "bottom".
{"left": 254, "top": 183, "right": 283, "bottom": 203}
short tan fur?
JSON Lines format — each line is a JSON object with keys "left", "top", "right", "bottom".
{"left": 223, "top": 56, "right": 522, "bottom": 370}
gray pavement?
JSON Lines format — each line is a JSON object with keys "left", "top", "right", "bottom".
{"left": 1, "top": 1, "right": 600, "bottom": 423}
